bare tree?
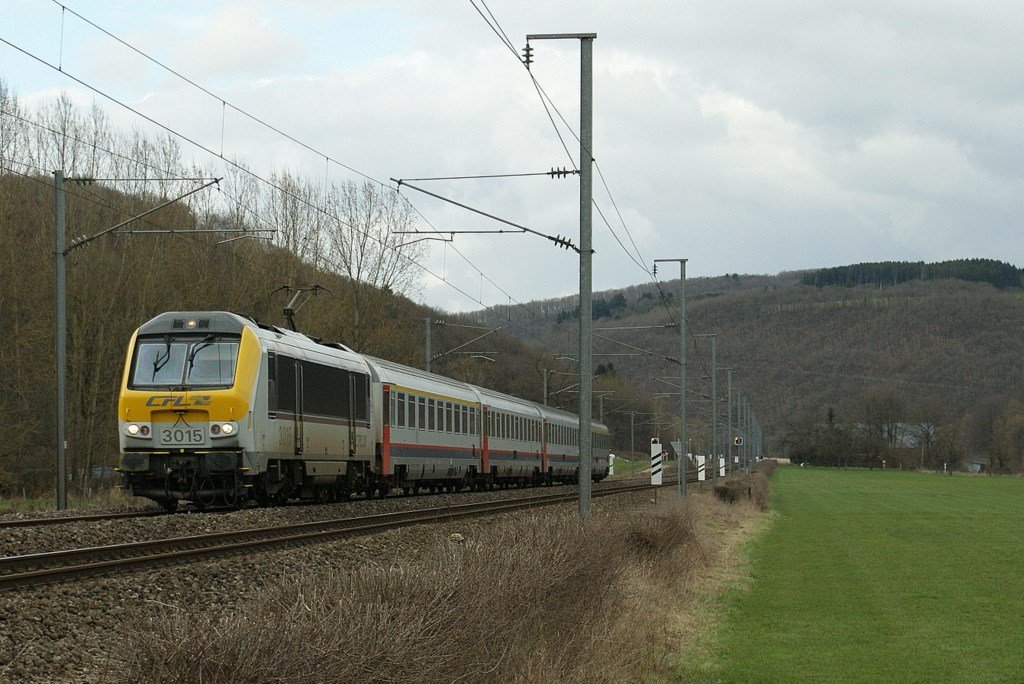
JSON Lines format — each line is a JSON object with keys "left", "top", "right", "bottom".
{"left": 324, "top": 180, "right": 426, "bottom": 350}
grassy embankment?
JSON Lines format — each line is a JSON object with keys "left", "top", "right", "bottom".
{"left": 0, "top": 487, "right": 147, "bottom": 514}
{"left": 692, "top": 468, "right": 1024, "bottom": 681}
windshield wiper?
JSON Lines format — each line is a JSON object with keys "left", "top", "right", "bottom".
{"left": 151, "top": 335, "right": 173, "bottom": 381}
{"left": 186, "top": 335, "right": 218, "bottom": 376}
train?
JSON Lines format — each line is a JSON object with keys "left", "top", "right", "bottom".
{"left": 117, "top": 311, "right": 610, "bottom": 510}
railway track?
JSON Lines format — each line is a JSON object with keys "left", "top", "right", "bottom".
{"left": 0, "top": 479, "right": 673, "bottom": 592}
{"left": 0, "top": 472, "right": 702, "bottom": 530}
{"left": 0, "top": 510, "right": 166, "bottom": 530}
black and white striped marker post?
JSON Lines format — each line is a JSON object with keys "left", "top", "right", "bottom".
{"left": 650, "top": 438, "right": 663, "bottom": 486}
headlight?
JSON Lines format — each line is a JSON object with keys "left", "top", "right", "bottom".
{"left": 124, "top": 423, "right": 151, "bottom": 438}
{"left": 210, "top": 422, "right": 238, "bottom": 439}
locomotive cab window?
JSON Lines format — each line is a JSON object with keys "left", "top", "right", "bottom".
{"left": 130, "top": 334, "right": 240, "bottom": 389}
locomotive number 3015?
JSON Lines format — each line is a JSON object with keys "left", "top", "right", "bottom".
{"left": 160, "top": 427, "right": 205, "bottom": 446}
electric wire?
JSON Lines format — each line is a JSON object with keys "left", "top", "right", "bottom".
{"left": 0, "top": 34, "right": 513, "bottom": 317}
{"left": 18, "top": 7, "right": 563, "bottom": 342}
{"left": 464, "top": 2, "right": 696, "bottom": 359}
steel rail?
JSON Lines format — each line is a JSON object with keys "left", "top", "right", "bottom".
{"left": 0, "top": 472, "right": 693, "bottom": 530}
{"left": 0, "top": 480, "right": 677, "bottom": 592}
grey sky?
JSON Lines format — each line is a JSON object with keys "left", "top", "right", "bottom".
{"left": 3, "top": 1, "right": 1021, "bottom": 312}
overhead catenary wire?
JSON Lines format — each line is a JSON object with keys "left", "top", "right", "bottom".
{"left": 464, "top": 2, "right": 712, "bottom": 373}
{"left": 7, "top": 9, "right": 567, "bottom": 344}
{"left": 0, "top": 34, "right": 518, "bottom": 318}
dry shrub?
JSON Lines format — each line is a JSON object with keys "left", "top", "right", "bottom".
{"left": 114, "top": 503, "right": 712, "bottom": 684}
{"left": 752, "top": 459, "right": 778, "bottom": 476}
{"left": 712, "top": 472, "right": 772, "bottom": 510}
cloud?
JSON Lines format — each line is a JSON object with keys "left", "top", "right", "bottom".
{"left": 176, "top": 4, "right": 304, "bottom": 78}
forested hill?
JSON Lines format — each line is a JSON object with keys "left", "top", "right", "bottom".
{"left": 801, "top": 259, "right": 1022, "bottom": 289}
{"left": 468, "top": 265, "right": 1024, "bottom": 470}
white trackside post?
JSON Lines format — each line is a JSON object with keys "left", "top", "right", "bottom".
{"left": 650, "top": 438, "right": 663, "bottom": 486}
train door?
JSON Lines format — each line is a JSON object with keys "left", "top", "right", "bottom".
{"left": 347, "top": 372, "right": 356, "bottom": 457}
{"left": 293, "top": 361, "right": 304, "bottom": 456}
{"left": 481, "top": 406, "right": 490, "bottom": 475}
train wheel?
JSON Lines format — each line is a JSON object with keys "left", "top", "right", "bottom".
{"left": 275, "top": 482, "right": 291, "bottom": 505}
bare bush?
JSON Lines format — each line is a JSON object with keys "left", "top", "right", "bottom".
{"left": 713, "top": 471, "right": 772, "bottom": 511}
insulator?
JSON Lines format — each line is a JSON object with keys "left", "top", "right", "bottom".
{"left": 522, "top": 43, "right": 534, "bottom": 69}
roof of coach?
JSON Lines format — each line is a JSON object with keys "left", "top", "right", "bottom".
{"left": 538, "top": 404, "right": 577, "bottom": 425}
{"left": 253, "top": 326, "right": 369, "bottom": 370}
{"left": 474, "top": 386, "right": 543, "bottom": 417}
{"left": 538, "top": 404, "right": 609, "bottom": 432}
{"left": 362, "top": 356, "right": 480, "bottom": 403}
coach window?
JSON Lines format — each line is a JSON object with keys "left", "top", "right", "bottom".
{"left": 455, "top": 405, "right": 462, "bottom": 435}
{"left": 418, "top": 397, "right": 426, "bottom": 431}
{"left": 427, "top": 399, "right": 436, "bottom": 431}
{"left": 397, "top": 392, "right": 406, "bottom": 428}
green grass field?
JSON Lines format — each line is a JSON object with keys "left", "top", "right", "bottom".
{"left": 703, "top": 468, "right": 1024, "bottom": 682}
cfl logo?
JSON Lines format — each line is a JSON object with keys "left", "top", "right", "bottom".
{"left": 146, "top": 395, "right": 212, "bottom": 407}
